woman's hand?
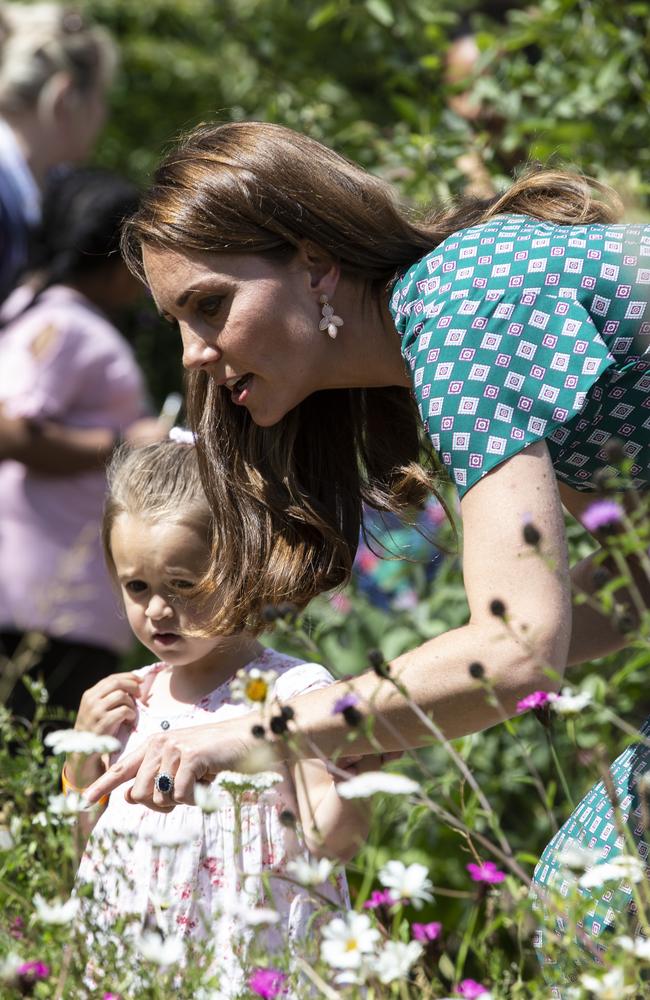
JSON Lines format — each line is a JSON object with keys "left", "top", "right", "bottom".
{"left": 84, "top": 719, "right": 254, "bottom": 812}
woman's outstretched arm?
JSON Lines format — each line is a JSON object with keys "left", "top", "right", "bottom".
{"left": 86, "top": 439, "right": 575, "bottom": 809}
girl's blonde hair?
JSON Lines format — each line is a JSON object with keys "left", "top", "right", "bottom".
{"left": 102, "top": 441, "right": 212, "bottom": 580}
{"left": 0, "top": 3, "right": 116, "bottom": 114}
{"left": 122, "top": 120, "right": 623, "bottom": 635}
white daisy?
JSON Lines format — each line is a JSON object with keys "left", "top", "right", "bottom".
{"left": 374, "top": 940, "right": 423, "bottom": 983}
{"left": 286, "top": 857, "right": 335, "bottom": 886}
{"left": 378, "top": 860, "right": 434, "bottom": 909}
{"left": 320, "top": 911, "right": 380, "bottom": 970}
{"left": 579, "top": 854, "right": 645, "bottom": 889}
{"left": 229, "top": 667, "right": 277, "bottom": 706}
{"left": 133, "top": 929, "right": 184, "bottom": 966}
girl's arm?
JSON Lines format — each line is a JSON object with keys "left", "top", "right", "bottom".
{"left": 291, "top": 757, "right": 377, "bottom": 862}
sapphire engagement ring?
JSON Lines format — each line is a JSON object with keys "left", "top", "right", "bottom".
{"left": 154, "top": 772, "right": 174, "bottom": 795}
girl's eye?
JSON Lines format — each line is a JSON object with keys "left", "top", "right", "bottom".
{"left": 171, "top": 579, "right": 195, "bottom": 590}
{"left": 198, "top": 296, "right": 223, "bottom": 317}
{"left": 125, "top": 580, "right": 147, "bottom": 593}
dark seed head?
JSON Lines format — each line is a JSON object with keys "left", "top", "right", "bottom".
{"left": 251, "top": 724, "right": 266, "bottom": 739}
{"left": 279, "top": 809, "right": 296, "bottom": 828}
{"left": 261, "top": 604, "right": 279, "bottom": 623}
{"left": 592, "top": 566, "right": 611, "bottom": 589}
{"left": 489, "top": 599, "right": 507, "bottom": 618}
{"left": 613, "top": 609, "right": 636, "bottom": 635}
{"left": 468, "top": 661, "right": 486, "bottom": 680}
{"left": 280, "top": 705, "right": 295, "bottom": 721}
{"left": 368, "top": 649, "right": 385, "bottom": 669}
{"left": 603, "top": 437, "right": 625, "bottom": 464}
{"left": 522, "top": 522, "right": 541, "bottom": 547}
{"left": 277, "top": 601, "right": 298, "bottom": 619}
{"left": 342, "top": 705, "right": 363, "bottom": 727}
{"left": 270, "top": 715, "right": 288, "bottom": 735}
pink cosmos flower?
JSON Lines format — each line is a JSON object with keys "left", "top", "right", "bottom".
{"left": 17, "top": 961, "right": 49, "bottom": 982}
{"left": 363, "top": 888, "right": 396, "bottom": 909}
{"left": 249, "top": 968, "right": 288, "bottom": 999}
{"left": 583, "top": 499, "right": 624, "bottom": 533}
{"left": 466, "top": 861, "right": 506, "bottom": 884}
{"left": 456, "top": 979, "right": 490, "bottom": 998}
{"left": 103, "top": 994, "right": 122, "bottom": 1000}
{"left": 412, "top": 920, "right": 442, "bottom": 942}
{"left": 516, "top": 690, "right": 551, "bottom": 713}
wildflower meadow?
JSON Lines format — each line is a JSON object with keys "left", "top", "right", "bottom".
{"left": 1, "top": 471, "right": 648, "bottom": 999}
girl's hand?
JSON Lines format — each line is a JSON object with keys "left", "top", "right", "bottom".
{"left": 75, "top": 672, "right": 142, "bottom": 737}
{"left": 84, "top": 719, "right": 254, "bottom": 811}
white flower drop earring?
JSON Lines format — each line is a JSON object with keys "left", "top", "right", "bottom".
{"left": 319, "top": 294, "right": 343, "bottom": 340}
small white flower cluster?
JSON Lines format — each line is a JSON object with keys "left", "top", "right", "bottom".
{"left": 132, "top": 928, "right": 185, "bottom": 966}
{"left": 337, "top": 771, "right": 421, "bottom": 799}
{"left": 43, "top": 729, "right": 120, "bottom": 755}
{"left": 549, "top": 688, "right": 593, "bottom": 715}
{"left": 48, "top": 792, "right": 89, "bottom": 816}
{"left": 213, "top": 770, "right": 283, "bottom": 795}
{"left": 580, "top": 966, "right": 634, "bottom": 998}
{"left": 578, "top": 853, "right": 645, "bottom": 889}
{"left": 33, "top": 893, "right": 80, "bottom": 925}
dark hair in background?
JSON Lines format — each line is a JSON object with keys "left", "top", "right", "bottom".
{"left": 122, "top": 120, "right": 623, "bottom": 634}
{"left": 0, "top": 167, "right": 139, "bottom": 327}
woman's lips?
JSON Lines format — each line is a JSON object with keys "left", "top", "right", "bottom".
{"left": 232, "top": 374, "right": 253, "bottom": 405}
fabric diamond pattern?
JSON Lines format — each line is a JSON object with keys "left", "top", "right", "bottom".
{"left": 390, "top": 215, "right": 650, "bottom": 498}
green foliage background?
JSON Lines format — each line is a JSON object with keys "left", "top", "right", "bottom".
{"left": 79, "top": 0, "right": 650, "bottom": 406}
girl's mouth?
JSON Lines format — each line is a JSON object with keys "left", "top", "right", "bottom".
{"left": 152, "top": 633, "right": 180, "bottom": 646}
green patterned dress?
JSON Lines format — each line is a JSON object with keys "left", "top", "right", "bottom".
{"left": 389, "top": 215, "right": 650, "bottom": 990}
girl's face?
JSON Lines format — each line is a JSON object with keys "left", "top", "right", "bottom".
{"left": 142, "top": 245, "right": 330, "bottom": 428}
{"left": 110, "top": 513, "right": 225, "bottom": 669}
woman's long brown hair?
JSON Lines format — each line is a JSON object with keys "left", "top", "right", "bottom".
{"left": 122, "top": 121, "right": 622, "bottom": 634}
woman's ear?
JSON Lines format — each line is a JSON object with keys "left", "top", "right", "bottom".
{"left": 36, "top": 71, "right": 78, "bottom": 123}
{"left": 295, "top": 240, "right": 340, "bottom": 301}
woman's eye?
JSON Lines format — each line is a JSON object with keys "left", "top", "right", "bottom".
{"left": 198, "top": 296, "right": 223, "bottom": 317}
{"left": 125, "top": 580, "right": 147, "bottom": 594}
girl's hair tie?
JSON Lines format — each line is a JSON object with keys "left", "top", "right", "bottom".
{"left": 168, "top": 426, "right": 196, "bottom": 445}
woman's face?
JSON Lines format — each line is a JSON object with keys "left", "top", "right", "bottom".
{"left": 143, "top": 245, "right": 328, "bottom": 427}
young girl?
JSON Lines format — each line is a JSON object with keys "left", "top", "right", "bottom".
{"left": 64, "top": 439, "right": 369, "bottom": 995}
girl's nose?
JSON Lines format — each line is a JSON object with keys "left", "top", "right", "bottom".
{"left": 180, "top": 325, "right": 222, "bottom": 371}
{"left": 145, "top": 594, "right": 173, "bottom": 621}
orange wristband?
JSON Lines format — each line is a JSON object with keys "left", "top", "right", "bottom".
{"left": 61, "top": 765, "right": 109, "bottom": 808}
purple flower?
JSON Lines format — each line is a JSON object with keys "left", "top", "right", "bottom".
{"left": 466, "top": 861, "right": 506, "bottom": 884}
{"left": 456, "top": 979, "right": 490, "bottom": 998}
{"left": 516, "top": 690, "right": 551, "bottom": 713}
{"left": 412, "top": 920, "right": 442, "bottom": 942}
{"left": 17, "top": 961, "right": 50, "bottom": 982}
{"left": 9, "top": 916, "right": 24, "bottom": 939}
{"left": 249, "top": 968, "right": 288, "bottom": 999}
{"left": 363, "top": 889, "right": 396, "bottom": 909}
{"left": 583, "top": 499, "right": 624, "bottom": 534}
{"left": 332, "top": 693, "right": 360, "bottom": 715}
{"left": 103, "top": 994, "right": 122, "bottom": 1000}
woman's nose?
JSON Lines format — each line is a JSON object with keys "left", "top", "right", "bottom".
{"left": 180, "top": 325, "right": 222, "bottom": 370}
{"left": 145, "top": 594, "right": 173, "bottom": 621}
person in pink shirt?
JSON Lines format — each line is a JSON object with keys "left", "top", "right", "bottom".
{"left": 0, "top": 167, "right": 169, "bottom": 726}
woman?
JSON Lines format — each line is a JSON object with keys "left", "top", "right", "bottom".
{"left": 86, "top": 122, "right": 647, "bottom": 935}
{"left": 0, "top": 2, "right": 115, "bottom": 301}
{"left": 0, "top": 167, "right": 168, "bottom": 724}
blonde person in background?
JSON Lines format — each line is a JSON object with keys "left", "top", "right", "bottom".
{"left": 0, "top": 2, "right": 115, "bottom": 302}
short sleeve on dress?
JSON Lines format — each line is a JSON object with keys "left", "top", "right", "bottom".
{"left": 403, "top": 291, "right": 616, "bottom": 498}
{"left": 272, "top": 662, "right": 335, "bottom": 702}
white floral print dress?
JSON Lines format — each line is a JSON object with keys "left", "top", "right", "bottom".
{"left": 75, "top": 649, "right": 349, "bottom": 994}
